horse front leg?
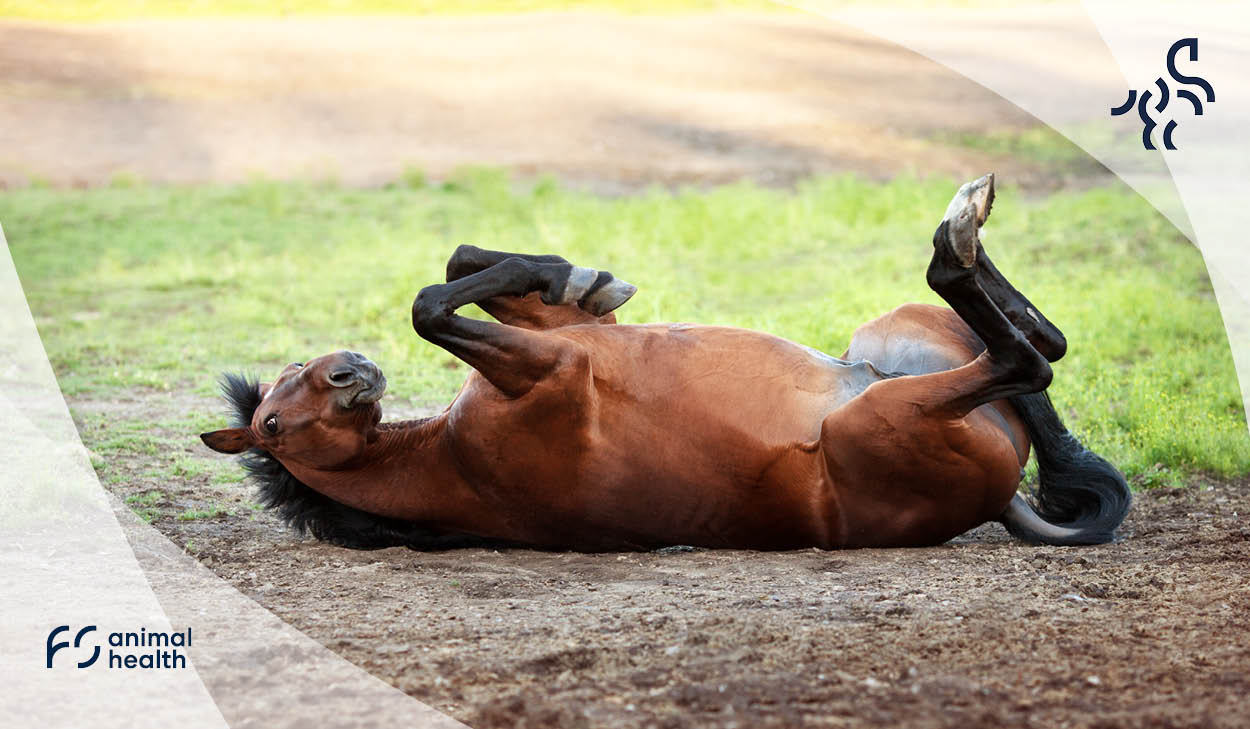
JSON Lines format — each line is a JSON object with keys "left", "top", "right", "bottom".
{"left": 445, "top": 244, "right": 637, "bottom": 326}
{"left": 413, "top": 257, "right": 596, "bottom": 396}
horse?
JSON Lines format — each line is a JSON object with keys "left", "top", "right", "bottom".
{"left": 201, "top": 174, "right": 1131, "bottom": 551}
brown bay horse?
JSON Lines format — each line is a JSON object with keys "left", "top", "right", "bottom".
{"left": 201, "top": 175, "right": 1131, "bottom": 551}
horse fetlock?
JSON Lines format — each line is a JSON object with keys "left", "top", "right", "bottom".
{"left": 925, "top": 249, "right": 976, "bottom": 294}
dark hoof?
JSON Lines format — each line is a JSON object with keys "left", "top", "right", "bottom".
{"left": 943, "top": 173, "right": 994, "bottom": 228}
{"left": 940, "top": 173, "right": 995, "bottom": 268}
{"left": 582, "top": 277, "right": 638, "bottom": 317}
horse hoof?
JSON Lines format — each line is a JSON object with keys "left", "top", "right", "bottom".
{"left": 940, "top": 174, "right": 994, "bottom": 268}
{"left": 945, "top": 204, "right": 980, "bottom": 267}
{"left": 942, "top": 173, "right": 995, "bottom": 229}
{"left": 557, "top": 266, "right": 600, "bottom": 305}
{"left": 583, "top": 276, "right": 638, "bottom": 317}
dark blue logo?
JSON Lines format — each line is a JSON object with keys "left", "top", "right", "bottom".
{"left": 46, "top": 624, "right": 192, "bottom": 669}
{"left": 46, "top": 625, "right": 100, "bottom": 668}
{"left": 1111, "top": 38, "right": 1215, "bottom": 150}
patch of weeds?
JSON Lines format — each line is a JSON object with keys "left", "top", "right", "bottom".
{"left": 157, "top": 412, "right": 232, "bottom": 436}
{"left": 1132, "top": 464, "right": 1187, "bottom": 490}
{"left": 171, "top": 456, "right": 211, "bottom": 479}
{"left": 211, "top": 470, "right": 246, "bottom": 486}
{"left": 125, "top": 490, "right": 165, "bottom": 506}
{"left": 176, "top": 506, "right": 229, "bottom": 521}
{"left": 132, "top": 507, "right": 160, "bottom": 523}
{"left": 92, "top": 433, "right": 167, "bottom": 456}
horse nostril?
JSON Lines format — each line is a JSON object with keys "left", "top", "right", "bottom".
{"left": 328, "top": 369, "right": 356, "bottom": 386}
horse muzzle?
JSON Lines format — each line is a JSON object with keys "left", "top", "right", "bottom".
{"left": 326, "top": 351, "right": 387, "bottom": 408}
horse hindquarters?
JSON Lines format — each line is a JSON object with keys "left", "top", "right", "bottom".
{"left": 819, "top": 175, "right": 1058, "bottom": 547}
{"left": 824, "top": 174, "right": 1129, "bottom": 547}
{"left": 819, "top": 370, "right": 1027, "bottom": 548}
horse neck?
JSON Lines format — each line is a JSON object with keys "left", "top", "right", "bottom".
{"left": 283, "top": 415, "right": 475, "bottom": 524}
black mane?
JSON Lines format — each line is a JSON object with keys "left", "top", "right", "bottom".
{"left": 220, "top": 372, "right": 512, "bottom": 551}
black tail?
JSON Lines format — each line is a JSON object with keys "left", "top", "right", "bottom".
{"left": 999, "top": 390, "right": 1132, "bottom": 545}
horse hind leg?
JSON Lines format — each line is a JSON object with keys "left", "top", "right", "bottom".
{"left": 929, "top": 175, "right": 1130, "bottom": 544}
{"left": 956, "top": 178, "right": 1067, "bottom": 361}
{"left": 923, "top": 174, "right": 1053, "bottom": 414}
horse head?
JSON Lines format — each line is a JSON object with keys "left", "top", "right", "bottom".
{"left": 200, "top": 350, "right": 386, "bottom": 471}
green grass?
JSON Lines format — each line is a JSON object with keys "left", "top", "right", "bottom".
{"left": 125, "top": 489, "right": 165, "bottom": 506}
{"left": 124, "top": 491, "right": 166, "bottom": 521}
{"left": 3, "top": 170, "right": 1247, "bottom": 481}
{"left": 176, "top": 506, "right": 229, "bottom": 520}
{"left": 931, "top": 127, "right": 1108, "bottom": 177}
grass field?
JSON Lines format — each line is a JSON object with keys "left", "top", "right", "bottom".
{"left": 3, "top": 170, "right": 1247, "bottom": 484}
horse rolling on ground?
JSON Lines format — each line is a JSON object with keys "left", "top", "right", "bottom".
{"left": 201, "top": 174, "right": 1130, "bottom": 551}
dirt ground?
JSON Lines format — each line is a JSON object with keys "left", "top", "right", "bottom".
{"left": 73, "top": 391, "right": 1250, "bottom": 729}
{"left": 0, "top": 13, "right": 1104, "bottom": 192}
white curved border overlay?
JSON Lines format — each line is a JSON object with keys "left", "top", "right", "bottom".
{"left": 790, "top": 0, "right": 1250, "bottom": 422}
{"left": 0, "top": 231, "right": 466, "bottom": 729}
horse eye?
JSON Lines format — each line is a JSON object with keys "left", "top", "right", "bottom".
{"left": 264, "top": 414, "right": 279, "bottom": 434}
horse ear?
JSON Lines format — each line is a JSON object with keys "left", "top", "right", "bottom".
{"left": 200, "top": 427, "right": 256, "bottom": 454}
{"left": 258, "top": 382, "right": 273, "bottom": 400}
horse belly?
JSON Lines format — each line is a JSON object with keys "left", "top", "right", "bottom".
{"left": 563, "top": 328, "right": 864, "bottom": 548}
{"left": 448, "top": 324, "right": 894, "bottom": 549}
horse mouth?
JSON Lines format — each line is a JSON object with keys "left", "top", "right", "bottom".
{"left": 348, "top": 374, "right": 387, "bottom": 407}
